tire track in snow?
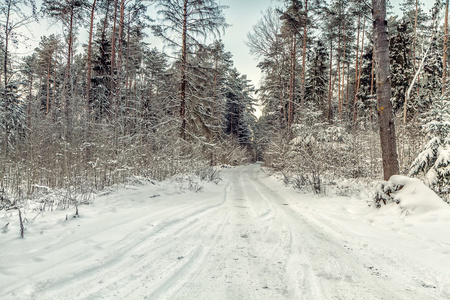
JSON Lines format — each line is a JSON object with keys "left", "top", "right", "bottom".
{"left": 27, "top": 183, "right": 231, "bottom": 300}
{"left": 6, "top": 165, "right": 448, "bottom": 299}
{"left": 247, "top": 166, "right": 446, "bottom": 300}
{"left": 165, "top": 165, "right": 297, "bottom": 299}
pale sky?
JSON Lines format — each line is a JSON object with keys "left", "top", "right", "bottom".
{"left": 220, "top": 0, "right": 275, "bottom": 89}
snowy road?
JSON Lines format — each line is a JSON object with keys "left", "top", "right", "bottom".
{"left": 1, "top": 164, "right": 449, "bottom": 299}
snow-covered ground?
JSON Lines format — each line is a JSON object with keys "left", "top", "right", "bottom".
{"left": 1, "top": 164, "right": 449, "bottom": 299}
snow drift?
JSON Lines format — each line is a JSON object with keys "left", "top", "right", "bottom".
{"left": 375, "top": 175, "right": 449, "bottom": 215}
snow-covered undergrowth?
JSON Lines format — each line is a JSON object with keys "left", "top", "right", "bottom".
{"left": 273, "top": 168, "right": 377, "bottom": 200}
{"left": 276, "top": 167, "right": 450, "bottom": 212}
{"left": 261, "top": 168, "right": 450, "bottom": 290}
{"left": 1, "top": 166, "right": 222, "bottom": 239}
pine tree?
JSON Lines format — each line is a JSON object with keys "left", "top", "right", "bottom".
{"left": 223, "top": 69, "right": 256, "bottom": 145}
{"left": 35, "top": 35, "right": 61, "bottom": 116}
{"left": 0, "top": 82, "right": 27, "bottom": 155}
{"left": 140, "top": 47, "right": 169, "bottom": 131}
{"left": 42, "top": 0, "right": 89, "bottom": 130}
{"left": 278, "top": 0, "right": 302, "bottom": 129}
{"left": 410, "top": 95, "right": 450, "bottom": 199}
{"left": 305, "top": 40, "right": 328, "bottom": 120}
{"left": 390, "top": 19, "right": 414, "bottom": 115}
{"left": 152, "top": 0, "right": 228, "bottom": 140}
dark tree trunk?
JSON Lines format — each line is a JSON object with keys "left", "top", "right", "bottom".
{"left": 4, "top": 0, "right": 11, "bottom": 89}
{"left": 443, "top": 0, "right": 449, "bottom": 95}
{"left": 327, "top": 39, "right": 333, "bottom": 122}
{"left": 46, "top": 64, "right": 51, "bottom": 114}
{"left": 300, "top": 0, "right": 308, "bottom": 114}
{"left": 111, "top": 0, "right": 119, "bottom": 119}
{"left": 86, "top": 0, "right": 97, "bottom": 117}
{"left": 180, "top": 0, "right": 188, "bottom": 139}
{"left": 372, "top": 0, "right": 399, "bottom": 180}
{"left": 353, "top": 16, "right": 361, "bottom": 124}
{"left": 64, "top": 0, "right": 75, "bottom": 128}
{"left": 288, "top": 35, "right": 296, "bottom": 130}
{"left": 28, "top": 73, "right": 33, "bottom": 130}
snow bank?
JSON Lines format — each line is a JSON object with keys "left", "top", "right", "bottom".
{"left": 378, "top": 175, "right": 449, "bottom": 215}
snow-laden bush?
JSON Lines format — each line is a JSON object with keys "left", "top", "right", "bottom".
{"left": 373, "top": 175, "right": 449, "bottom": 214}
{"left": 374, "top": 180, "right": 404, "bottom": 208}
{"left": 409, "top": 97, "right": 450, "bottom": 201}
{"left": 282, "top": 172, "right": 323, "bottom": 194}
{"left": 196, "top": 166, "right": 222, "bottom": 184}
{"left": 284, "top": 123, "right": 379, "bottom": 179}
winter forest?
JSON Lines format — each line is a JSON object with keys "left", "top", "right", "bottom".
{"left": 1, "top": 0, "right": 450, "bottom": 216}
{"left": 2, "top": 0, "right": 450, "bottom": 298}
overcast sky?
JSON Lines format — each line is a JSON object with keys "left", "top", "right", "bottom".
{"left": 220, "top": 0, "right": 275, "bottom": 89}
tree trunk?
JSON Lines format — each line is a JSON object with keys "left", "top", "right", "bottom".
{"left": 327, "top": 39, "right": 333, "bottom": 122}
{"left": 413, "top": 0, "right": 418, "bottom": 71}
{"left": 117, "top": 0, "right": 126, "bottom": 132}
{"left": 370, "top": 42, "right": 375, "bottom": 97}
{"left": 111, "top": 0, "right": 119, "bottom": 119}
{"left": 117, "top": 0, "right": 125, "bottom": 89}
{"left": 372, "top": 0, "right": 399, "bottom": 180}
{"left": 336, "top": 25, "right": 342, "bottom": 121}
{"left": 339, "top": 35, "right": 346, "bottom": 121}
{"left": 125, "top": 11, "right": 132, "bottom": 133}
{"left": 46, "top": 64, "right": 51, "bottom": 114}
{"left": 353, "top": 16, "right": 361, "bottom": 124}
{"left": 288, "top": 35, "right": 296, "bottom": 129}
{"left": 2, "top": 0, "right": 12, "bottom": 156}
{"left": 180, "top": 0, "right": 188, "bottom": 139}
{"left": 86, "top": 0, "right": 97, "bottom": 118}
{"left": 359, "top": 18, "right": 366, "bottom": 85}
{"left": 404, "top": 0, "right": 419, "bottom": 121}
{"left": 28, "top": 73, "right": 33, "bottom": 130}
{"left": 355, "top": 17, "right": 366, "bottom": 124}
{"left": 443, "top": 0, "right": 449, "bottom": 95}
{"left": 299, "top": 0, "right": 308, "bottom": 114}
{"left": 346, "top": 62, "right": 350, "bottom": 114}
{"left": 212, "top": 55, "right": 218, "bottom": 128}
{"left": 64, "top": 0, "right": 75, "bottom": 128}
{"left": 52, "top": 45, "right": 58, "bottom": 119}
{"left": 4, "top": 0, "right": 11, "bottom": 89}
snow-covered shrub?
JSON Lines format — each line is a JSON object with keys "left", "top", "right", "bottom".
{"left": 373, "top": 175, "right": 449, "bottom": 214}
{"left": 281, "top": 172, "right": 291, "bottom": 186}
{"left": 325, "top": 178, "right": 376, "bottom": 198}
{"left": 187, "top": 176, "right": 204, "bottom": 193}
{"left": 374, "top": 180, "right": 404, "bottom": 208}
{"left": 409, "top": 96, "right": 450, "bottom": 201}
{"left": 214, "top": 138, "right": 254, "bottom": 166}
{"left": 281, "top": 172, "right": 323, "bottom": 194}
{"left": 196, "top": 166, "right": 222, "bottom": 184}
{"left": 286, "top": 123, "right": 380, "bottom": 179}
